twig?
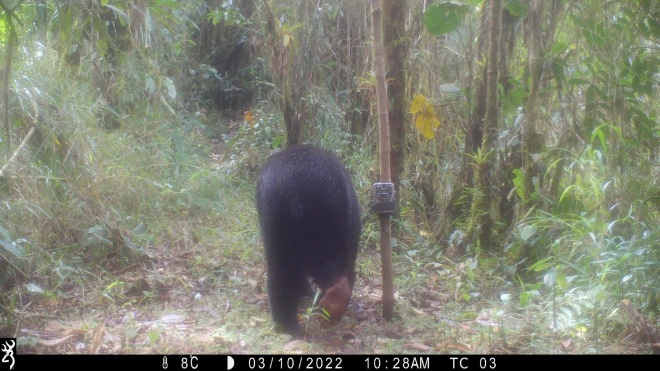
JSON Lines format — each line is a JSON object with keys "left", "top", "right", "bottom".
{"left": 620, "top": 299, "right": 660, "bottom": 343}
{"left": 0, "top": 126, "right": 34, "bottom": 178}
{"left": 0, "top": 301, "right": 26, "bottom": 323}
{"left": 0, "top": 250, "right": 30, "bottom": 280}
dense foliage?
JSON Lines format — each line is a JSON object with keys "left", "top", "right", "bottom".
{"left": 0, "top": 0, "right": 657, "bottom": 354}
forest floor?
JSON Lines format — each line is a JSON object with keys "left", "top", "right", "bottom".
{"left": 12, "top": 133, "right": 649, "bottom": 356}
{"left": 18, "top": 231, "right": 646, "bottom": 354}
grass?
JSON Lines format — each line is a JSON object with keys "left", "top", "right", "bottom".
{"left": 1, "top": 39, "right": 657, "bottom": 355}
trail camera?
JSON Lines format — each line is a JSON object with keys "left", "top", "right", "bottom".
{"left": 370, "top": 182, "right": 397, "bottom": 214}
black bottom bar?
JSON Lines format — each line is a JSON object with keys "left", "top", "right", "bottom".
{"left": 12, "top": 354, "right": 654, "bottom": 371}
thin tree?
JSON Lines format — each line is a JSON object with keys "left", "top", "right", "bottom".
{"left": 467, "top": 0, "right": 501, "bottom": 245}
{"left": 1, "top": 1, "right": 19, "bottom": 160}
{"left": 371, "top": 0, "right": 395, "bottom": 320}
{"left": 521, "top": 0, "right": 543, "bottom": 212}
{"left": 383, "top": 0, "right": 408, "bottom": 203}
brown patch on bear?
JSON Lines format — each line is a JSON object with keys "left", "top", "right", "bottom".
{"left": 319, "top": 276, "right": 351, "bottom": 326}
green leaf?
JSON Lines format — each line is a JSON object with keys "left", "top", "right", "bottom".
{"left": 68, "top": 44, "right": 78, "bottom": 57}
{"left": 558, "top": 184, "right": 576, "bottom": 206}
{"left": 549, "top": 41, "right": 568, "bottom": 56}
{"left": 552, "top": 58, "right": 565, "bottom": 85}
{"left": 528, "top": 282, "right": 544, "bottom": 290}
{"left": 528, "top": 257, "right": 553, "bottom": 272}
{"left": 519, "top": 291, "right": 531, "bottom": 307}
{"left": 519, "top": 291, "right": 538, "bottom": 307}
{"left": 0, "top": 226, "right": 10, "bottom": 241}
{"left": 148, "top": 330, "right": 160, "bottom": 346}
{"left": 151, "top": 0, "right": 183, "bottom": 10}
{"left": 543, "top": 267, "right": 557, "bottom": 288}
{"left": 556, "top": 270, "right": 569, "bottom": 290}
{"left": 647, "top": 14, "right": 660, "bottom": 38}
{"left": 520, "top": 225, "right": 538, "bottom": 242}
{"left": 146, "top": 77, "right": 156, "bottom": 94}
{"left": 502, "top": 82, "right": 528, "bottom": 113}
{"left": 466, "top": 263, "right": 475, "bottom": 281}
{"left": 104, "top": 280, "right": 124, "bottom": 292}
{"left": 164, "top": 78, "right": 177, "bottom": 100}
{"left": 506, "top": 0, "right": 529, "bottom": 17}
{"left": 0, "top": 240, "right": 23, "bottom": 258}
{"left": 591, "top": 125, "right": 608, "bottom": 156}
{"left": 17, "top": 337, "right": 38, "bottom": 347}
{"left": 97, "top": 39, "right": 108, "bottom": 58}
{"left": 568, "top": 78, "right": 589, "bottom": 85}
{"left": 423, "top": 2, "right": 470, "bottom": 36}
{"left": 271, "top": 135, "right": 285, "bottom": 149}
{"left": 512, "top": 168, "right": 525, "bottom": 200}
{"left": 132, "top": 221, "right": 148, "bottom": 235}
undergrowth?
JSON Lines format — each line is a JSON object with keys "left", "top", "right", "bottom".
{"left": 0, "top": 21, "right": 657, "bottom": 355}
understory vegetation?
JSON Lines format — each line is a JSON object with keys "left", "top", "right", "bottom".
{"left": 0, "top": 0, "right": 658, "bottom": 354}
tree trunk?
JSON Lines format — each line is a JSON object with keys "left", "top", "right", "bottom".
{"left": 2, "top": 1, "right": 18, "bottom": 159}
{"left": 522, "top": 0, "right": 543, "bottom": 211}
{"left": 438, "top": 4, "right": 490, "bottom": 247}
{"left": 371, "top": 0, "right": 395, "bottom": 321}
{"left": 263, "top": 0, "right": 307, "bottom": 146}
{"left": 467, "top": 0, "right": 501, "bottom": 246}
{"left": 383, "top": 0, "right": 408, "bottom": 205}
{"left": 464, "top": 5, "right": 490, "bottom": 189}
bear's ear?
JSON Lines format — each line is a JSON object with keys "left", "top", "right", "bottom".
{"left": 319, "top": 276, "right": 351, "bottom": 325}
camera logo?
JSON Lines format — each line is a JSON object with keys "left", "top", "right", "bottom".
{"left": 1, "top": 339, "right": 15, "bottom": 370}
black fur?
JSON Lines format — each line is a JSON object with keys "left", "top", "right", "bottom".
{"left": 256, "top": 145, "right": 361, "bottom": 333}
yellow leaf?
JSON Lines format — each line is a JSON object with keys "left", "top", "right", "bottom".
{"left": 415, "top": 111, "right": 440, "bottom": 139}
{"left": 244, "top": 110, "right": 254, "bottom": 124}
{"left": 411, "top": 93, "right": 441, "bottom": 139}
{"left": 410, "top": 94, "right": 428, "bottom": 114}
{"left": 283, "top": 34, "right": 290, "bottom": 48}
{"left": 425, "top": 103, "right": 437, "bottom": 118}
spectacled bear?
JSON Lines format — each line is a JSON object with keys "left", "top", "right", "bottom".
{"left": 256, "top": 145, "right": 361, "bottom": 334}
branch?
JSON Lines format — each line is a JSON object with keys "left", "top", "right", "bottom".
{"left": 0, "top": 249, "right": 30, "bottom": 280}
{"left": 0, "top": 127, "right": 34, "bottom": 178}
{"left": 0, "top": 300, "right": 26, "bottom": 323}
{"left": 0, "top": 1, "right": 27, "bottom": 28}
{"left": 1, "top": 0, "right": 21, "bottom": 159}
